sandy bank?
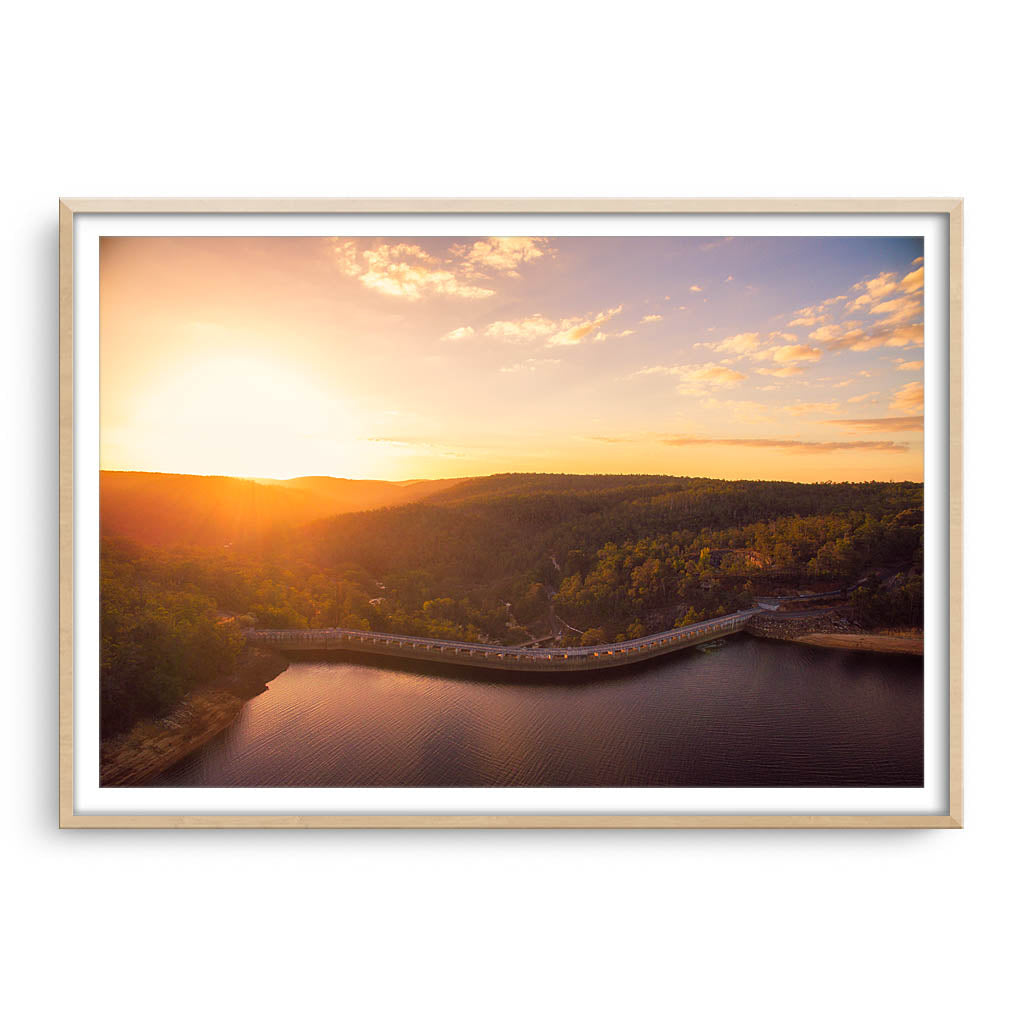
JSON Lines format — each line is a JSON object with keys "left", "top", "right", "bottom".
{"left": 100, "top": 646, "right": 289, "bottom": 787}
{"left": 791, "top": 632, "right": 923, "bottom": 655}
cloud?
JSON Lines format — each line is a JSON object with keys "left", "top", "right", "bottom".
{"left": 442, "top": 326, "right": 475, "bottom": 341}
{"left": 714, "top": 331, "right": 762, "bottom": 355}
{"left": 724, "top": 275, "right": 734, "bottom": 283}
{"left": 833, "top": 379, "right": 855, "bottom": 388}
{"left": 819, "top": 322, "right": 923, "bottom": 352}
{"left": 484, "top": 314, "right": 557, "bottom": 343}
{"left": 757, "top": 366, "right": 805, "bottom": 378}
{"left": 809, "top": 321, "right": 861, "bottom": 343}
{"left": 895, "top": 359, "right": 924, "bottom": 371}
{"left": 330, "top": 239, "right": 497, "bottom": 300}
{"left": 869, "top": 293, "right": 923, "bottom": 327}
{"left": 329, "top": 235, "right": 555, "bottom": 300}
{"left": 549, "top": 305, "right": 624, "bottom": 346}
{"left": 846, "top": 392, "right": 880, "bottom": 404}
{"left": 636, "top": 362, "right": 747, "bottom": 395}
{"left": 828, "top": 416, "right": 924, "bottom": 433}
{"left": 788, "top": 314, "right": 827, "bottom": 327}
{"left": 499, "top": 358, "right": 561, "bottom": 373}
{"left": 847, "top": 271, "right": 900, "bottom": 310}
{"left": 899, "top": 266, "right": 924, "bottom": 293}
{"left": 770, "top": 344, "right": 822, "bottom": 363}
{"left": 451, "top": 236, "right": 551, "bottom": 277}
{"left": 661, "top": 436, "right": 908, "bottom": 454}
{"left": 912, "top": 256, "right": 924, "bottom": 266}
{"left": 890, "top": 380, "right": 924, "bottom": 413}
{"left": 783, "top": 402, "right": 841, "bottom": 416}
{"left": 641, "top": 314, "right": 663, "bottom": 323}
{"left": 483, "top": 305, "right": 623, "bottom": 347}
{"left": 689, "top": 284, "right": 703, "bottom": 293}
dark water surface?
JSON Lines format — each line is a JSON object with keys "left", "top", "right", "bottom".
{"left": 154, "top": 635, "right": 923, "bottom": 787}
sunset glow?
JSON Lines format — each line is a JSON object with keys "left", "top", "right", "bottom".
{"left": 100, "top": 235, "right": 924, "bottom": 482}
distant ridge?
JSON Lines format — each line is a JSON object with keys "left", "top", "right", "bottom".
{"left": 100, "top": 471, "right": 465, "bottom": 548}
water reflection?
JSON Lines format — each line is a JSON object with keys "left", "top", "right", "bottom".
{"left": 153, "top": 634, "right": 923, "bottom": 788}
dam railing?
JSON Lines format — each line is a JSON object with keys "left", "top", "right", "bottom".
{"left": 246, "top": 609, "right": 757, "bottom": 673}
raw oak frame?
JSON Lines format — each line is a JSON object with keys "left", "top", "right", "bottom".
{"left": 58, "top": 197, "right": 963, "bottom": 829}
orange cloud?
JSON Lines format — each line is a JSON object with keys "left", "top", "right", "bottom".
{"left": 442, "top": 326, "right": 475, "bottom": 341}
{"left": 783, "top": 401, "right": 840, "bottom": 416}
{"left": 895, "top": 359, "right": 923, "bottom": 371}
{"left": 331, "top": 240, "right": 496, "bottom": 300}
{"left": 483, "top": 305, "right": 623, "bottom": 347}
{"left": 714, "top": 331, "right": 762, "bottom": 354}
{"left": 890, "top": 380, "right": 924, "bottom": 413}
{"left": 829, "top": 416, "right": 923, "bottom": 433}
{"left": 662, "top": 436, "right": 908, "bottom": 454}
{"left": 771, "top": 344, "right": 822, "bottom": 363}
{"left": 637, "top": 362, "right": 747, "bottom": 395}
{"left": 452, "top": 236, "right": 551, "bottom": 276}
{"left": 757, "top": 366, "right": 805, "bottom": 378}
{"left": 899, "top": 266, "right": 924, "bottom": 293}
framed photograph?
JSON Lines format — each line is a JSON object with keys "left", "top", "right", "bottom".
{"left": 59, "top": 198, "right": 962, "bottom": 828}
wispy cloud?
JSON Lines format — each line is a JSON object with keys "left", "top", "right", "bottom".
{"left": 636, "top": 362, "right": 747, "bottom": 395}
{"left": 641, "top": 314, "right": 663, "bottom": 324}
{"left": 329, "top": 236, "right": 554, "bottom": 301}
{"left": 499, "top": 358, "right": 561, "bottom": 373}
{"left": 890, "top": 380, "right": 924, "bottom": 413}
{"left": 757, "top": 366, "right": 805, "bottom": 378}
{"left": 846, "top": 392, "right": 880, "bottom": 404}
{"left": 828, "top": 416, "right": 923, "bottom": 433}
{"left": 483, "top": 305, "right": 623, "bottom": 347}
{"left": 783, "top": 401, "right": 840, "bottom": 416}
{"left": 441, "top": 325, "right": 475, "bottom": 341}
{"left": 714, "top": 331, "right": 762, "bottom": 355}
{"left": 661, "top": 436, "right": 908, "bottom": 454}
{"left": 450, "top": 237, "right": 552, "bottom": 277}
{"left": 331, "top": 240, "right": 496, "bottom": 300}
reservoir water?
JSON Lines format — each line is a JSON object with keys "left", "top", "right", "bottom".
{"left": 153, "top": 634, "right": 923, "bottom": 788}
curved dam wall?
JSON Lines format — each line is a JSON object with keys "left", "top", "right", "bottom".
{"left": 247, "top": 610, "right": 757, "bottom": 674}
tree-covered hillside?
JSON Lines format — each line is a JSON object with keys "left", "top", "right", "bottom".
{"left": 100, "top": 473, "right": 925, "bottom": 735}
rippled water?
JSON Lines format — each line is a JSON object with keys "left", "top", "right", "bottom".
{"left": 153, "top": 635, "right": 923, "bottom": 787}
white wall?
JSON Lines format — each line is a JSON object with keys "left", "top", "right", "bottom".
{"left": 3, "top": 3, "right": 1019, "bottom": 1021}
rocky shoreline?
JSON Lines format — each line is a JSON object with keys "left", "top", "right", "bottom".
{"left": 744, "top": 611, "right": 923, "bottom": 655}
{"left": 99, "top": 646, "right": 289, "bottom": 787}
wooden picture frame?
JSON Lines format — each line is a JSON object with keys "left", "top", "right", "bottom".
{"left": 59, "top": 197, "right": 963, "bottom": 828}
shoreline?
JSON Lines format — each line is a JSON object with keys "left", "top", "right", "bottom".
{"left": 789, "top": 632, "right": 923, "bottom": 655}
{"left": 100, "top": 646, "right": 289, "bottom": 787}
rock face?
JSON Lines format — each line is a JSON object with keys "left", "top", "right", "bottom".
{"left": 99, "top": 645, "right": 290, "bottom": 787}
{"left": 744, "top": 610, "right": 855, "bottom": 641}
{"left": 100, "top": 690, "right": 245, "bottom": 787}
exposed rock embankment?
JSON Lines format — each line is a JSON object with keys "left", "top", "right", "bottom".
{"left": 744, "top": 610, "right": 854, "bottom": 640}
{"left": 744, "top": 611, "right": 923, "bottom": 655}
{"left": 100, "top": 646, "right": 289, "bottom": 787}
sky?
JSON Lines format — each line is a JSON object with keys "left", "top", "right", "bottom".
{"left": 99, "top": 234, "right": 925, "bottom": 482}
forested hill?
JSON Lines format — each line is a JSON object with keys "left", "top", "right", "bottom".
{"left": 100, "top": 471, "right": 462, "bottom": 548}
{"left": 281, "top": 473, "right": 924, "bottom": 584}
{"left": 100, "top": 473, "right": 923, "bottom": 735}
